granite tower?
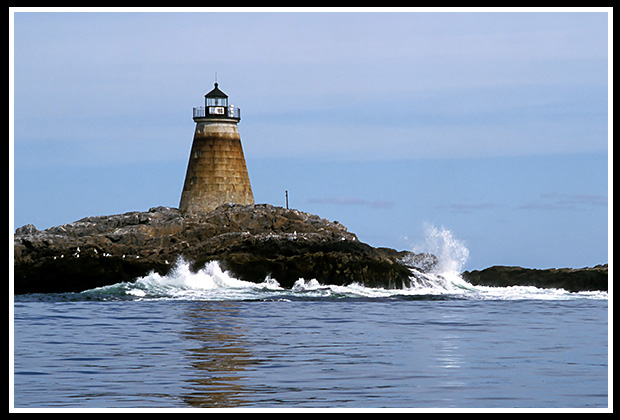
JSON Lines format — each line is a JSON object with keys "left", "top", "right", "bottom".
{"left": 179, "top": 83, "right": 254, "bottom": 214}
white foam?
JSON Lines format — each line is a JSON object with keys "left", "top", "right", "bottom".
{"left": 403, "top": 224, "right": 608, "bottom": 301}
{"left": 83, "top": 228, "right": 607, "bottom": 301}
{"left": 89, "top": 258, "right": 282, "bottom": 301}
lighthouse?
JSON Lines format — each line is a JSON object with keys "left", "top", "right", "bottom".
{"left": 179, "top": 83, "right": 254, "bottom": 214}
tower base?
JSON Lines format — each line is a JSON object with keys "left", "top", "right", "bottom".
{"left": 179, "top": 121, "right": 254, "bottom": 214}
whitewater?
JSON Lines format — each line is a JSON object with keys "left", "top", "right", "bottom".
{"left": 78, "top": 226, "right": 607, "bottom": 302}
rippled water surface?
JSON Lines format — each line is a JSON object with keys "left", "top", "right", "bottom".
{"left": 13, "top": 290, "right": 608, "bottom": 409}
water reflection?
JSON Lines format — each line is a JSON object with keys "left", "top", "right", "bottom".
{"left": 429, "top": 313, "right": 467, "bottom": 372}
{"left": 180, "top": 301, "right": 258, "bottom": 407}
{"left": 435, "top": 339, "right": 463, "bottom": 370}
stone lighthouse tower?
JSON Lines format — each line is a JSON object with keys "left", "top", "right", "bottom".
{"left": 179, "top": 83, "right": 254, "bottom": 214}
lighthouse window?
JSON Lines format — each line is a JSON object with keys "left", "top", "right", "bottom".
{"left": 207, "top": 97, "right": 228, "bottom": 107}
{"left": 209, "top": 106, "right": 226, "bottom": 115}
{"left": 194, "top": 150, "right": 201, "bottom": 158}
{"left": 191, "top": 176, "right": 197, "bottom": 185}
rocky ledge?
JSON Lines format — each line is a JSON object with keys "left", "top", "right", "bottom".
{"left": 13, "top": 204, "right": 433, "bottom": 294}
{"left": 13, "top": 204, "right": 608, "bottom": 294}
{"left": 462, "top": 264, "right": 608, "bottom": 293}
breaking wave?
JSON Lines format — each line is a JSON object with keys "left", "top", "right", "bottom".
{"left": 66, "top": 225, "right": 605, "bottom": 302}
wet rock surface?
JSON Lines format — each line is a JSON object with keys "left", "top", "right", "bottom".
{"left": 13, "top": 204, "right": 608, "bottom": 294}
{"left": 13, "top": 204, "right": 425, "bottom": 294}
{"left": 462, "top": 264, "right": 608, "bottom": 293}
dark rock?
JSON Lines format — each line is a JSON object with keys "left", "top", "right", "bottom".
{"left": 17, "top": 204, "right": 605, "bottom": 295}
{"left": 15, "top": 224, "right": 38, "bottom": 236}
{"left": 13, "top": 204, "right": 426, "bottom": 294}
{"left": 461, "top": 264, "right": 608, "bottom": 292}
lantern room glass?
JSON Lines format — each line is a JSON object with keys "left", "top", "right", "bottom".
{"left": 206, "top": 96, "right": 228, "bottom": 107}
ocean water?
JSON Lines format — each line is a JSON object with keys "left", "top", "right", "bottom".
{"left": 11, "top": 228, "right": 609, "bottom": 410}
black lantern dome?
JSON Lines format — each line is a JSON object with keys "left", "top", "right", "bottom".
{"left": 192, "top": 82, "right": 240, "bottom": 122}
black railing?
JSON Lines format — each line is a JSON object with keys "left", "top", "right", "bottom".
{"left": 193, "top": 105, "right": 241, "bottom": 120}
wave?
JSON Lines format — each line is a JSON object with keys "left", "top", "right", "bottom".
{"left": 74, "top": 258, "right": 606, "bottom": 302}
{"left": 82, "top": 259, "right": 283, "bottom": 301}
{"left": 404, "top": 224, "right": 607, "bottom": 301}
{"left": 24, "top": 225, "right": 598, "bottom": 302}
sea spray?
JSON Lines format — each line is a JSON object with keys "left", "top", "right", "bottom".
{"left": 83, "top": 258, "right": 282, "bottom": 300}
{"left": 76, "top": 236, "right": 607, "bottom": 302}
{"left": 414, "top": 224, "right": 470, "bottom": 275}
{"left": 406, "top": 224, "right": 472, "bottom": 292}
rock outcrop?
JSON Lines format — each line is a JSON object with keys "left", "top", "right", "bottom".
{"left": 13, "top": 204, "right": 429, "bottom": 294}
{"left": 13, "top": 204, "right": 608, "bottom": 294}
{"left": 462, "top": 264, "right": 608, "bottom": 293}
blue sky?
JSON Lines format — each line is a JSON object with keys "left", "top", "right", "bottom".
{"left": 11, "top": 9, "right": 610, "bottom": 271}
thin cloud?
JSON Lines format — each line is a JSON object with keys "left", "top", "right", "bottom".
{"left": 437, "top": 202, "right": 501, "bottom": 214}
{"left": 519, "top": 192, "right": 608, "bottom": 211}
{"left": 308, "top": 197, "right": 394, "bottom": 209}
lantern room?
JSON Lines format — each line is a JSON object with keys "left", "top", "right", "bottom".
{"left": 205, "top": 82, "right": 228, "bottom": 108}
{"left": 193, "top": 82, "right": 241, "bottom": 121}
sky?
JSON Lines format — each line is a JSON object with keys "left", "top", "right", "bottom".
{"left": 10, "top": 9, "right": 611, "bottom": 271}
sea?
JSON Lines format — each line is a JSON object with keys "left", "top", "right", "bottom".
{"left": 11, "top": 228, "right": 610, "bottom": 411}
